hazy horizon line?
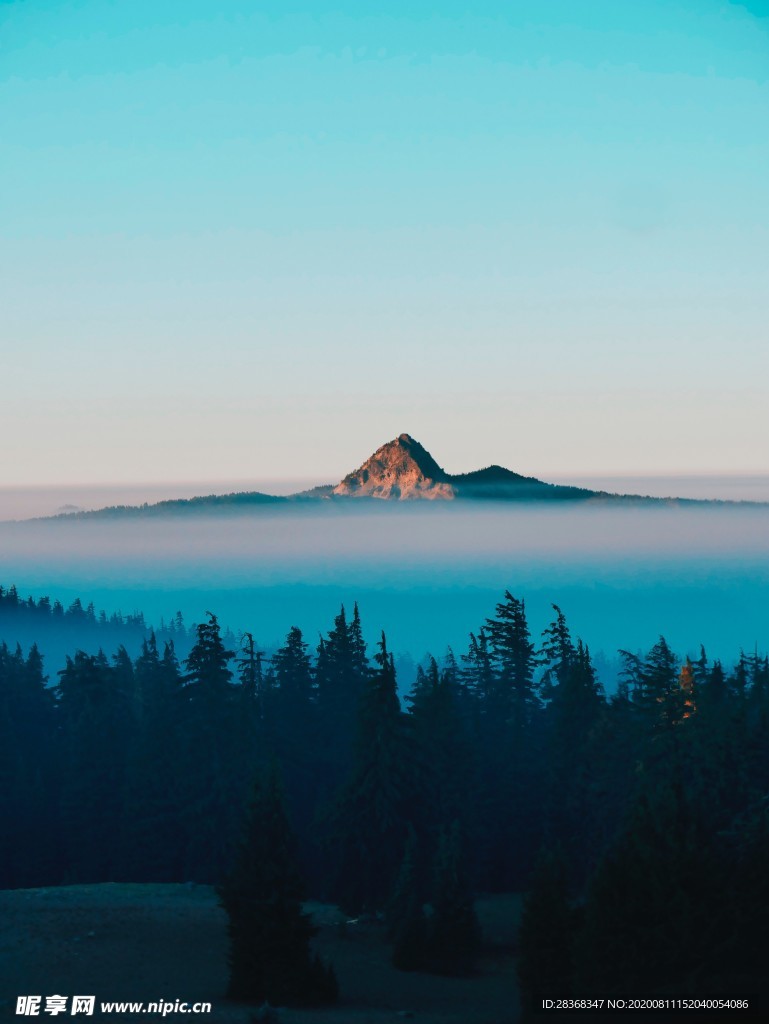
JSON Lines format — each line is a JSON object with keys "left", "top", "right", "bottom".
{"left": 3, "top": 472, "right": 769, "bottom": 523}
{"left": 3, "top": 470, "right": 769, "bottom": 491}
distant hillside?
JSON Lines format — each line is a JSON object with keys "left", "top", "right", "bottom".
{"left": 50, "top": 490, "right": 286, "bottom": 520}
{"left": 24, "top": 433, "right": 766, "bottom": 520}
{"left": 0, "top": 584, "right": 201, "bottom": 675}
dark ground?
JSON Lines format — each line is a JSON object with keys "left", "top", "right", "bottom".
{"left": 0, "top": 884, "right": 519, "bottom": 1023}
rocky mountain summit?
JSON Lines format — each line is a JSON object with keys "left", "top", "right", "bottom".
{"left": 332, "top": 434, "right": 456, "bottom": 500}
{"left": 329, "top": 433, "right": 596, "bottom": 501}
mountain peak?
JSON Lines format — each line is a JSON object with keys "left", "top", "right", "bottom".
{"left": 333, "top": 434, "right": 455, "bottom": 500}
{"left": 328, "top": 433, "right": 598, "bottom": 502}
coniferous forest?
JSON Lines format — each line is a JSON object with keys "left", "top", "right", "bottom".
{"left": 2, "top": 585, "right": 769, "bottom": 1016}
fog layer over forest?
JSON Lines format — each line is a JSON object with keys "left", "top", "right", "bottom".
{"left": 1, "top": 501, "right": 768, "bottom": 670}
{"left": 3, "top": 474, "right": 769, "bottom": 522}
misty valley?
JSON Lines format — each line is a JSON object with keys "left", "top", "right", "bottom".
{"left": 2, "top": 493, "right": 769, "bottom": 1020}
{"left": 3, "top": 442, "right": 769, "bottom": 1021}
{"left": 2, "top": 497, "right": 769, "bottom": 671}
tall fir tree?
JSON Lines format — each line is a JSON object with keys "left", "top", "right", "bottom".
{"left": 387, "top": 824, "right": 428, "bottom": 971}
{"left": 0, "top": 642, "right": 60, "bottom": 886}
{"left": 485, "top": 592, "right": 539, "bottom": 729}
{"left": 218, "top": 768, "right": 337, "bottom": 1006}
{"left": 540, "top": 611, "right": 605, "bottom": 879}
{"left": 56, "top": 649, "right": 136, "bottom": 880}
{"left": 122, "top": 635, "right": 185, "bottom": 880}
{"left": 406, "top": 655, "right": 473, "bottom": 877}
{"left": 315, "top": 605, "right": 371, "bottom": 801}
{"left": 427, "top": 821, "right": 480, "bottom": 976}
{"left": 177, "top": 613, "right": 242, "bottom": 881}
{"left": 329, "top": 633, "right": 414, "bottom": 913}
{"left": 518, "top": 849, "right": 575, "bottom": 1011}
{"left": 271, "top": 626, "right": 319, "bottom": 871}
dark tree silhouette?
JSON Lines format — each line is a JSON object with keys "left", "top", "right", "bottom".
{"left": 388, "top": 825, "right": 428, "bottom": 971}
{"left": 427, "top": 821, "right": 479, "bottom": 976}
{"left": 518, "top": 849, "right": 575, "bottom": 1010}
{"left": 329, "top": 632, "right": 414, "bottom": 913}
{"left": 176, "top": 613, "right": 241, "bottom": 881}
{"left": 218, "top": 769, "right": 337, "bottom": 1007}
{"left": 55, "top": 649, "right": 136, "bottom": 880}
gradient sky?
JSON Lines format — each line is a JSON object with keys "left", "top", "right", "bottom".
{"left": 2, "top": 0, "right": 767, "bottom": 486}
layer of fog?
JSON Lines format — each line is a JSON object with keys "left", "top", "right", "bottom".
{"left": 1, "top": 502, "right": 768, "bottom": 669}
{"left": 549, "top": 474, "right": 769, "bottom": 503}
{"left": 2, "top": 474, "right": 769, "bottom": 522}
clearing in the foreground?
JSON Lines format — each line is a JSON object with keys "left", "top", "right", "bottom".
{"left": 0, "top": 884, "right": 519, "bottom": 1023}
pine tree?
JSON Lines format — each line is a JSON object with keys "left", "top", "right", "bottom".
{"left": 637, "top": 636, "right": 679, "bottom": 715}
{"left": 329, "top": 633, "right": 414, "bottom": 913}
{"left": 271, "top": 626, "right": 319, "bottom": 852}
{"left": 349, "top": 602, "right": 370, "bottom": 687}
{"left": 218, "top": 768, "right": 337, "bottom": 1006}
{"left": 540, "top": 604, "right": 574, "bottom": 696}
{"left": 0, "top": 642, "right": 60, "bottom": 886}
{"left": 234, "top": 630, "right": 273, "bottom": 786}
{"left": 467, "top": 597, "right": 541, "bottom": 890}
{"left": 236, "top": 632, "right": 266, "bottom": 708}
{"left": 272, "top": 626, "right": 314, "bottom": 727}
{"left": 541, "top": 630, "right": 605, "bottom": 883}
{"left": 406, "top": 655, "right": 473, "bottom": 871}
{"left": 388, "top": 825, "right": 428, "bottom": 971}
{"left": 576, "top": 781, "right": 719, "bottom": 994}
{"left": 181, "top": 612, "right": 235, "bottom": 705}
{"left": 122, "top": 637, "right": 184, "bottom": 881}
{"left": 485, "top": 591, "right": 539, "bottom": 727}
{"left": 676, "top": 657, "right": 697, "bottom": 721}
{"left": 460, "top": 628, "right": 494, "bottom": 709}
{"left": 720, "top": 799, "right": 769, "bottom": 986}
{"left": 518, "top": 849, "right": 575, "bottom": 1010}
{"left": 56, "top": 649, "right": 136, "bottom": 880}
{"left": 177, "top": 613, "right": 242, "bottom": 881}
{"left": 427, "top": 821, "right": 479, "bottom": 975}
{"left": 315, "top": 605, "right": 371, "bottom": 799}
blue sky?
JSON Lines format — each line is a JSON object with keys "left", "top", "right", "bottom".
{"left": 1, "top": 0, "right": 767, "bottom": 485}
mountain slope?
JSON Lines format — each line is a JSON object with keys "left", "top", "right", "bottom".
{"left": 329, "top": 433, "right": 602, "bottom": 502}
{"left": 332, "top": 433, "right": 455, "bottom": 500}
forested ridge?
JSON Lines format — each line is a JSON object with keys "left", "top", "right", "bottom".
{"left": 0, "top": 583, "right": 207, "bottom": 668}
{"left": 2, "top": 589, "right": 768, "bottom": 1008}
